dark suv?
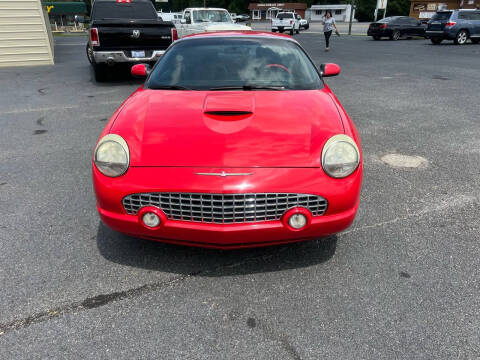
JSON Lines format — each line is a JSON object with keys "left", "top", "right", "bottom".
{"left": 426, "top": 9, "right": 480, "bottom": 45}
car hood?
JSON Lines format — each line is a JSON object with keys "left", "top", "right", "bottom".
{"left": 111, "top": 89, "right": 345, "bottom": 168}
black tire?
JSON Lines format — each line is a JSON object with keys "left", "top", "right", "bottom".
{"left": 430, "top": 38, "right": 442, "bottom": 44}
{"left": 86, "top": 43, "right": 94, "bottom": 64}
{"left": 271, "top": 29, "right": 276, "bottom": 32}
{"left": 93, "top": 63, "right": 107, "bottom": 82}
{"left": 390, "top": 30, "right": 400, "bottom": 41}
{"left": 290, "top": 28, "right": 294, "bottom": 36}
{"left": 472, "top": 38, "right": 480, "bottom": 44}
{"left": 296, "top": 27, "right": 299, "bottom": 34}
{"left": 372, "top": 36, "right": 381, "bottom": 40}
{"left": 454, "top": 30, "right": 468, "bottom": 45}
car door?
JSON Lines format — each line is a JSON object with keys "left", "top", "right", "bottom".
{"left": 409, "top": 17, "right": 423, "bottom": 36}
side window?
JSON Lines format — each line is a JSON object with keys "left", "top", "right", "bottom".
{"left": 184, "top": 11, "right": 191, "bottom": 24}
{"left": 474, "top": 12, "right": 480, "bottom": 20}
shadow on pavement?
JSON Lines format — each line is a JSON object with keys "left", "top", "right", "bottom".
{"left": 96, "top": 222, "right": 337, "bottom": 277}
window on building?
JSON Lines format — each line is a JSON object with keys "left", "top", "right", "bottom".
{"left": 335, "top": 9, "right": 342, "bottom": 14}
{"left": 315, "top": 10, "right": 322, "bottom": 15}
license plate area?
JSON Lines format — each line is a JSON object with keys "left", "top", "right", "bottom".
{"left": 131, "top": 50, "right": 145, "bottom": 58}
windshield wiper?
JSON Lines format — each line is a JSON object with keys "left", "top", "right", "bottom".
{"left": 209, "top": 85, "right": 285, "bottom": 91}
{"left": 153, "top": 85, "right": 192, "bottom": 90}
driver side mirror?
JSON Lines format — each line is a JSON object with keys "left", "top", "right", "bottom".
{"left": 181, "top": 18, "right": 186, "bottom": 24}
{"left": 131, "top": 64, "right": 151, "bottom": 78}
{"left": 320, "top": 63, "right": 341, "bottom": 77}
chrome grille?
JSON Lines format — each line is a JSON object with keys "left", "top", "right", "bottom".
{"left": 122, "top": 193, "right": 328, "bottom": 224}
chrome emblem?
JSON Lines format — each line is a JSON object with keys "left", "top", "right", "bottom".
{"left": 132, "top": 30, "right": 140, "bottom": 38}
{"left": 195, "top": 171, "right": 253, "bottom": 177}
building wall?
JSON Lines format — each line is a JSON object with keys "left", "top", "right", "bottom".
{"left": 0, "top": 0, "right": 54, "bottom": 67}
{"left": 307, "top": 5, "right": 355, "bottom": 22}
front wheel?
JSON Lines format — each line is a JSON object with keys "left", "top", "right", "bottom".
{"left": 430, "top": 38, "right": 442, "bottom": 44}
{"left": 290, "top": 28, "right": 294, "bottom": 35}
{"left": 390, "top": 30, "right": 400, "bottom": 41}
{"left": 454, "top": 30, "right": 468, "bottom": 45}
{"left": 296, "top": 27, "right": 299, "bottom": 34}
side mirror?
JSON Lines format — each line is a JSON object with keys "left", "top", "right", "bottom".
{"left": 131, "top": 64, "right": 150, "bottom": 78}
{"left": 180, "top": 18, "right": 186, "bottom": 24}
{"left": 320, "top": 63, "right": 341, "bottom": 77}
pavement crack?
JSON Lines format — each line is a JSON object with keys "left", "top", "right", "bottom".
{"left": 0, "top": 251, "right": 277, "bottom": 335}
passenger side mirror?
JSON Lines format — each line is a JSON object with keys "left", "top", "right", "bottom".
{"left": 181, "top": 18, "right": 186, "bottom": 24}
{"left": 320, "top": 63, "right": 341, "bottom": 77}
{"left": 131, "top": 64, "right": 151, "bottom": 78}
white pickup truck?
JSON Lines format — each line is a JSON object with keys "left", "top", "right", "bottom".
{"left": 271, "top": 12, "right": 300, "bottom": 35}
{"left": 176, "top": 8, "right": 251, "bottom": 38}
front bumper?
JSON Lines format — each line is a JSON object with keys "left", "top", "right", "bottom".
{"left": 367, "top": 29, "right": 391, "bottom": 37}
{"left": 93, "top": 166, "right": 362, "bottom": 249}
{"left": 93, "top": 50, "right": 166, "bottom": 64}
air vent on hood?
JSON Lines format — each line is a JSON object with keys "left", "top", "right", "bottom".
{"left": 204, "top": 111, "right": 252, "bottom": 116}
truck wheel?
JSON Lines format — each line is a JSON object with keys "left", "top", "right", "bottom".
{"left": 296, "top": 27, "right": 299, "bottom": 34}
{"left": 94, "top": 63, "right": 107, "bottom": 82}
{"left": 86, "top": 43, "right": 94, "bottom": 64}
{"left": 454, "top": 30, "right": 468, "bottom": 45}
{"left": 430, "top": 38, "right": 442, "bottom": 44}
{"left": 290, "top": 28, "right": 294, "bottom": 35}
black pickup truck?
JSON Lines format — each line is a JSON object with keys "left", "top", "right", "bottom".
{"left": 86, "top": 0, "right": 177, "bottom": 82}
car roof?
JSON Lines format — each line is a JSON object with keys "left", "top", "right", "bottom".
{"left": 184, "top": 8, "right": 229, "bottom": 11}
{"left": 181, "top": 31, "right": 297, "bottom": 42}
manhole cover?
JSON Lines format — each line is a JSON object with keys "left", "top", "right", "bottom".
{"left": 381, "top": 154, "right": 428, "bottom": 168}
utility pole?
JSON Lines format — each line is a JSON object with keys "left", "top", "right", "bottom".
{"left": 203, "top": 0, "right": 206, "bottom": 7}
{"left": 348, "top": 0, "right": 355, "bottom": 35}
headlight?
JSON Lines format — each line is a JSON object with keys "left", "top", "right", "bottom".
{"left": 321, "top": 134, "right": 360, "bottom": 178}
{"left": 94, "top": 134, "right": 129, "bottom": 177}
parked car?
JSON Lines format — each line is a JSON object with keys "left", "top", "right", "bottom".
{"left": 235, "top": 14, "right": 250, "bottom": 22}
{"left": 272, "top": 12, "right": 301, "bottom": 35}
{"left": 92, "top": 31, "right": 363, "bottom": 249}
{"left": 367, "top": 16, "right": 426, "bottom": 40}
{"left": 426, "top": 9, "right": 480, "bottom": 45}
{"left": 176, "top": 8, "right": 251, "bottom": 38}
{"left": 86, "top": 0, "right": 177, "bottom": 82}
{"left": 295, "top": 14, "right": 309, "bottom": 30}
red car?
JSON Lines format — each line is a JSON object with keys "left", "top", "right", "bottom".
{"left": 93, "top": 31, "right": 362, "bottom": 249}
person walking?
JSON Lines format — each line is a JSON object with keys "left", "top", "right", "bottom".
{"left": 322, "top": 11, "right": 339, "bottom": 52}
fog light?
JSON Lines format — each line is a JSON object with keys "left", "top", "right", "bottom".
{"left": 142, "top": 212, "right": 160, "bottom": 228}
{"left": 288, "top": 213, "right": 307, "bottom": 229}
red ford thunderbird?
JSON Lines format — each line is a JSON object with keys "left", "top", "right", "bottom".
{"left": 92, "top": 31, "right": 362, "bottom": 249}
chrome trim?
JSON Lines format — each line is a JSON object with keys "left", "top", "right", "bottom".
{"left": 122, "top": 192, "right": 328, "bottom": 223}
{"left": 93, "top": 50, "right": 166, "bottom": 63}
{"left": 195, "top": 172, "right": 253, "bottom": 177}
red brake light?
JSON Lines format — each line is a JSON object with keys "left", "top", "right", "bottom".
{"left": 116, "top": 0, "right": 131, "bottom": 3}
{"left": 171, "top": 27, "right": 178, "bottom": 41}
{"left": 380, "top": 24, "right": 387, "bottom": 29}
{"left": 290, "top": 20, "right": 293, "bottom": 24}
{"left": 90, "top": 28, "right": 99, "bottom": 46}
{"left": 445, "top": 21, "right": 456, "bottom": 27}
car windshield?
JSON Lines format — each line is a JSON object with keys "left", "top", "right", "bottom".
{"left": 92, "top": 2, "right": 157, "bottom": 20}
{"left": 192, "top": 10, "right": 231, "bottom": 23}
{"left": 147, "top": 37, "right": 323, "bottom": 91}
{"left": 277, "top": 13, "right": 294, "bottom": 19}
{"left": 431, "top": 12, "right": 452, "bottom": 21}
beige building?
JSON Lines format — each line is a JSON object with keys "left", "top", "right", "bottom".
{"left": 0, "top": 0, "right": 54, "bottom": 67}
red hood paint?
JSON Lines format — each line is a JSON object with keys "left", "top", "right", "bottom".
{"left": 110, "top": 88, "right": 345, "bottom": 168}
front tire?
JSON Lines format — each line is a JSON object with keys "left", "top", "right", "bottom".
{"left": 454, "top": 30, "right": 468, "bottom": 45}
{"left": 430, "top": 37, "right": 442, "bottom": 44}
{"left": 390, "top": 30, "right": 400, "bottom": 41}
{"left": 296, "top": 27, "right": 299, "bottom": 34}
{"left": 290, "top": 28, "right": 294, "bottom": 35}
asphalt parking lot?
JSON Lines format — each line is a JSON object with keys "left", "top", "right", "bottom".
{"left": 1, "top": 33, "right": 480, "bottom": 358}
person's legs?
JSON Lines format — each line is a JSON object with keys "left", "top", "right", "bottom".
{"left": 324, "top": 30, "right": 332, "bottom": 50}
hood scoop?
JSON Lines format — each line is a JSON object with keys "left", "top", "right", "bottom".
{"left": 204, "top": 110, "right": 252, "bottom": 116}
{"left": 203, "top": 93, "right": 255, "bottom": 115}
